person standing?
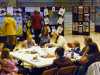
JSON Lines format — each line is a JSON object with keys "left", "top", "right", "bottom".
{"left": 32, "top": 11, "right": 42, "bottom": 45}
{"left": 3, "top": 13, "right": 16, "bottom": 50}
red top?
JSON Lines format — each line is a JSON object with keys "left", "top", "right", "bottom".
{"left": 32, "top": 14, "right": 42, "bottom": 30}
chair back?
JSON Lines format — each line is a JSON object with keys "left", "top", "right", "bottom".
{"left": 57, "top": 66, "right": 77, "bottom": 75}
{"left": 86, "top": 62, "right": 100, "bottom": 75}
{"left": 42, "top": 68, "right": 57, "bottom": 75}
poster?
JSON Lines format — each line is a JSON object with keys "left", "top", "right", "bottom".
{"left": 96, "top": 7, "right": 100, "bottom": 25}
{"left": 7, "top": 7, "right": 13, "bottom": 15}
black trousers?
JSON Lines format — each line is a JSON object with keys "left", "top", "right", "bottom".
{"left": 34, "top": 29, "right": 41, "bottom": 45}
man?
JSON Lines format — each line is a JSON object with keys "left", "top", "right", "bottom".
{"left": 32, "top": 11, "right": 42, "bottom": 44}
{"left": 3, "top": 13, "right": 16, "bottom": 50}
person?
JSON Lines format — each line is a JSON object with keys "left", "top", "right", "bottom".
{"left": 76, "top": 37, "right": 100, "bottom": 75}
{"left": 82, "top": 37, "right": 100, "bottom": 63}
{"left": 23, "top": 34, "right": 36, "bottom": 48}
{"left": 39, "top": 26, "right": 50, "bottom": 47}
{"left": 32, "top": 10, "right": 42, "bottom": 44}
{"left": 0, "top": 42, "right": 4, "bottom": 52}
{"left": 52, "top": 47, "right": 74, "bottom": 68}
{"left": 0, "top": 48, "right": 18, "bottom": 75}
{"left": 49, "top": 31, "right": 66, "bottom": 48}
{"left": 3, "top": 13, "right": 17, "bottom": 50}
{"left": 72, "top": 41, "right": 82, "bottom": 55}
{"left": 13, "top": 41, "right": 26, "bottom": 51}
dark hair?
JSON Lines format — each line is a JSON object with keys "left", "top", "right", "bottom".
{"left": 84, "top": 37, "right": 93, "bottom": 45}
{"left": 55, "top": 47, "right": 65, "bottom": 58}
{"left": 1, "top": 48, "right": 11, "bottom": 59}
{"left": 41, "top": 26, "right": 49, "bottom": 36}
{"left": 73, "top": 41, "right": 80, "bottom": 47}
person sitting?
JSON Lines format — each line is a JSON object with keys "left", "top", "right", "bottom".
{"left": 39, "top": 26, "right": 50, "bottom": 47}
{"left": 23, "top": 34, "right": 36, "bottom": 48}
{"left": 48, "top": 31, "right": 66, "bottom": 48}
{"left": 76, "top": 37, "right": 100, "bottom": 75}
{"left": 14, "top": 41, "right": 26, "bottom": 51}
{"left": 0, "top": 48, "right": 18, "bottom": 75}
{"left": 72, "top": 41, "right": 82, "bottom": 55}
{"left": 52, "top": 47, "right": 74, "bottom": 68}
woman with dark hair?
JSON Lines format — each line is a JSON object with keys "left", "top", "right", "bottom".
{"left": 76, "top": 37, "right": 100, "bottom": 75}
{"left": 39, "top": 26, "right": 50, "bottom": 47}
{"left": 53, "top": 47, "right": 74, "bottom": 68}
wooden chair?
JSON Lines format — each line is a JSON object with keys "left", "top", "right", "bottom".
{"left": 57, "top": 66, "right": 77, "bottom": 75}
{"left": 42, "top": 68, "right": 57, "bottom": 75}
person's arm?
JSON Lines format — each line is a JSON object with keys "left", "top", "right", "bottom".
{"left": 32, "top": 39, "right": 37, "bottom": 46}
{"left": 82, "top": 46, "right": 89, "bottom": 56}
{"left": 22, "top": 40, "right": 28, "bottom": 48}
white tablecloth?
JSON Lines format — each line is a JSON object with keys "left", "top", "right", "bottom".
{"left": 10, "top": 46, "right": 81, "bottom": 68}
{"left": 10, "top": 46, "right": 56, "bottom": 68}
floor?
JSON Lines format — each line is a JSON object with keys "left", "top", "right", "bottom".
{"left": 64, "top": 32, "right": 100, "bottom": 50}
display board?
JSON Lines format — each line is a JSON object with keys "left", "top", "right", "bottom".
{"left": 13, "top": 8, "right": 23, "bottom": 35}
{"left": 0, "top": 8, "right": 6, "bottom": 35}
{"left": 72, "top": 6, "right": 90, "bottom": 35}
{"left": 23, "top": 7, "right": 65, "bottom": 35}
{"left": 95, "top": 6, "right": 100, "bottom": 32}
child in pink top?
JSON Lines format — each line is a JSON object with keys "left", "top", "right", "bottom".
{"left": 0, "top": 48, "right": 18, "bottom": 75}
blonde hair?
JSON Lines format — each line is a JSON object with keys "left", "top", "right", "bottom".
{"left": 73, "top": 41, "right": 80, "bottom": 47}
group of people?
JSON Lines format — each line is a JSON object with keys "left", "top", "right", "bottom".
{"left": 0, "top": 33, "right": 100, "bottom": 75}
{"left": 0, "top": 9, "right": 100, "bottom": 75}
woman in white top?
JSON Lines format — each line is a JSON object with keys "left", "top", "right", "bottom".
{"left": 48, "top": 31, "right": 66, "bottom": 48}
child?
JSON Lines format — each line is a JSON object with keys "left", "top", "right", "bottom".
{"left": 72, "top": 41, "right": 82, "bottom": 55}
{"left": 0, "top": 48, "right": 18, "bottom": 75}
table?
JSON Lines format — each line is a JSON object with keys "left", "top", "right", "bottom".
{"left": 10, "top": 46, "right": 57, "bottom": 68}
{"left": 10, "top": 46, "right": 81, "bottom": 68}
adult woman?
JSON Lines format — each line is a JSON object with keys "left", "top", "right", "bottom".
{"left": 23, "top": 34, "right": 36, "bottom": 48}
{"left": 3, "top": 13, "right": 17, "bottom": 50}
{"left": 39, "top": 26, "right": 50, "bottom": 47}
{"left": 76, "top": 37, "right": 100, "bottom": 75}
{"left": 49, "top": 31, "right": 66, "bottom": 48}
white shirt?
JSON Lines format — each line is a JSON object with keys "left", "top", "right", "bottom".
{"left": 50, "top": 35, "right": 66, "bottom": 48}
{"left": 44, "top": 17, "right": 50, "bottom": 25}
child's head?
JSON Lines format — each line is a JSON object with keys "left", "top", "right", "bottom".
{"left": 1, "top": 48, "right": 10, "bottom": 59}
{"left": 72, "top": 41, "right": 80, "bottom": 48}
{"left": 55, "top": 47, "right": 65, "bottom": 58}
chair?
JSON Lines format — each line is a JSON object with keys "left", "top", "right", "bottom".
{"left": 86, "top": 61, "right": 100, "bottom": 75}
{"left": 42, "top": 68, "right": 57, "bottom": 75}
{"left": 57, "top": 66, "right": 77, "bottom": 75}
